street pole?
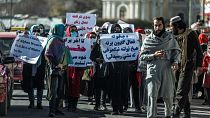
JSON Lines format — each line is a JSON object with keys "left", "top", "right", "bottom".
{"left": 203, "top": 0, "right": 205, "bottom": 20}
{"left": 10, "top": 0, "right": 13, "bottom": 28}
{"left": 6, "top": 0, "right": 8, "bottom": 15}
{"left": 189, "top": 0, "right": 192, "bottom": 27}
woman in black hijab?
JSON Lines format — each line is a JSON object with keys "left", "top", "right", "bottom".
{"left": 109, "top": 23, "right": 129, "bottom": 115}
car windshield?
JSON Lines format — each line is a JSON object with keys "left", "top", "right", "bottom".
{"left": 0, "top": 38, "right": 14, "bottom": 57}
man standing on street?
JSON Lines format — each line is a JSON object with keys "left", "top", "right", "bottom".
{"left": 170, "top": 16, "right": 203, "bottom": 118}
{"left": 140, "top": 17, "right": 181, "bottom": 118}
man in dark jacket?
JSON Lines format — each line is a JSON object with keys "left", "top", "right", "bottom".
{"left": 170, "top": 16, "right": 203, "bottom": 118}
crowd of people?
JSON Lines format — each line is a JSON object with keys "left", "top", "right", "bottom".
{"left": 18, "top": 15, "right": 210, "bottom": 118}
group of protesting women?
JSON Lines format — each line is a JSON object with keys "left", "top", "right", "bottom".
{"left": 18, "top": 15, "right": 210, "bottom": 118}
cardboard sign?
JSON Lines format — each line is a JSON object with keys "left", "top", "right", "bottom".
{"left": 66, "top": 13, "right": 96, "bottom": 37}
{"left": 65, "top": 37, "right": 92, "bottom": 67}
{"left": 100, "top": 33, "right": 140, "bottom": 62}
{"left": 10, "top": 34, "right": 47, "bottom": 64}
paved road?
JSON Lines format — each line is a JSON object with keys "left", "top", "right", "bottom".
{"left": 2, "top": 90, "right": 210, "bottom": 118}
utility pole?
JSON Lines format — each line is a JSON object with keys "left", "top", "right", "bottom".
{"left": 189, "top": 0, "right": 192, "bottom": 26}
{"left": 10, "top": 0, "right": 13, "bottom": 27}
{"left": 6, "top": 0, "right": 8, "bottom": 15}
{"left": 203, "top": 0, "right": 205, "bottom": 21}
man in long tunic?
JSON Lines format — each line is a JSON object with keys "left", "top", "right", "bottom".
{"left": 140, "top": 17, "right": 181, "bottom": 118}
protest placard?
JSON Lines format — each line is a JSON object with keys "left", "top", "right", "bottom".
{"left": 65, "top": 37, "right": 92, "bottom": 67}
{"left": 66, "top": 13, "right": 96, "bottom": 37}
{"left": 10, "top": 34, "right": 47, "bottom": 64}
{"left": 100, "top": 33, "right": 140, "bottom": 62}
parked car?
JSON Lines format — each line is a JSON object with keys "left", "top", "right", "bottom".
{"left": 0, "top": 55, "right": 15, "bottom": 116}
{"left": 0, "top": 32, "right": 23, "bottom": 82}
{"left": 0, "top": 31, "right": 22, "bottom": 116}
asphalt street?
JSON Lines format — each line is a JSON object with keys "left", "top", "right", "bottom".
{"left": 2, "top": 90, "right": 210, "bottom": 118}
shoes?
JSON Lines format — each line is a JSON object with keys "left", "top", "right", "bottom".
{"left": 182, "top": 115, "right": 191, "bottom": 118}
{"left": 111, "top": 111, "right": 119, "bottom": 115}
{"left": 68, "top": 107, "right": 76, "bottom": 112}
{"left": 28, "top": 102, "right": 34, "bottom": 109}
{"left": 123, "top": 107, "right": 127, "bottom": 113}
{"left": 37, "top": 103, "right": 43, "bottom": 109}
{"left": 94, "top": 106, "right": 100, "bottom": 111}
{"left": 68, "top": 104, "right": 77, "bottom": 112}
{"left": 48, "top": 112, "right": 55, "bottom": 117}
{"left": 88, "top": 97, "right": 94, "bottom": 105}
{"left": 88, "top": 101, "right": 94, "bottom": 105}
{"left": 183, "top": 108, "right": 191, "bottom": 118}
{"left": 101, "top": 105, "right": 108, "bottom": 111}
{"left": 140, "top": 106, "right": 147, "bottom": 112}
{"left": 173, "top": 106, "right": 181, "bottom": 118}
{"left": 72, "top": 98, "right": 78, "bottom": 112}
{"left": 55, "top": 110, "right": 64, "bottom": 115}
{"left": 183, "top": 113, "right": 191, "bottom": 118}
{"left": 202, "top": 101, "right": 208, "bottom": 105}
{"left": 135, "top": 107, "right": 142, "bottom": 113}
{"left": 119, "top": 107, "right": 124, "bottom": 114}
{"left": 71, "top": 107, "right": 76, "bottom": 112}
{"left": 67, "top": 103, "right": 72, "bottom": 111}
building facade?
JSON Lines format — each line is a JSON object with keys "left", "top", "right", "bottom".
{"left": 102, "top": 0, "right": 140, "bottom": 19}
{"left": 102, "top": 0, "right": 201, "bottom": 23}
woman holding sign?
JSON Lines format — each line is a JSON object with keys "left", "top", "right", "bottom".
{"left": 66, "top": 25, "right": 85, "bottom": 112}
{"left": 90, "top": 30, "right": 110, "bottom": 111}
{"left": 22, "top": 25, "right": 45, "bottom": 109}
{"left": 108, "top": 23, "right": 130, "bottom": 115}
{"left": 123, "top": 27, "right": 142, "bottom": 113}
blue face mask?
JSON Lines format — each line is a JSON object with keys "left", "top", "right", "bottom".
{"left": 71, "top": 31, "right": 78, "bottom": 37}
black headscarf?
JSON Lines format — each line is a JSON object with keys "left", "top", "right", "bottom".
{"left": 123, "top": 27, "right": 133, "bottom": 33}
{"left": 110, "top": 23, "right": 122, "bottom": 33}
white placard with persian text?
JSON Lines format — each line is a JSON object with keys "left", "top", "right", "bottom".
{"left": 100, "top": 33, "right": 140, "bottom": 62}
{"left": 10, "top": 34, "right": 47, "bottom": 64}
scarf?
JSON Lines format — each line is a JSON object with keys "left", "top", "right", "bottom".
{"left": 46, "top": 24, "right": 65, "bottom": 51}
{"left": 48, "top": 24, "right": 65, "bottom": 40}
{"left": 175, "top": 28, "right": 192, "bottom": 69}
{"left": 141, "top": 31, "right": 181, "bottom": 54}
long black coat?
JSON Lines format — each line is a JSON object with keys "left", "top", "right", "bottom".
{"left": 109, "top": 61, "right": 129, "bottom": 108}
{"left": 21, "top": 51, "right": 46, "bottom": 93}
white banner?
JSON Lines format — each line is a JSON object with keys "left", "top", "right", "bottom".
{"left": 65, "top": 37, "right": 92, "bottom": 67}
{"left": 100, "top": 33, "right": 140, "bottom": 62}
{"left": 10, "top": 34, "right": 48, "bottom": 64}
{"left": 66, "top": 13, "right": 96, "bottom": 37}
